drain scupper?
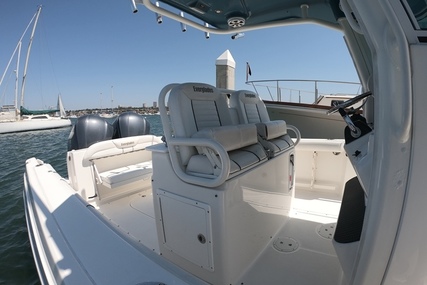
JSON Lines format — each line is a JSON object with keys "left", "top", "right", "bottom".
{"left": 317, "top": 223, "right": 336, "bottom": 239}
{"left": 273, "top": 237, "right": 299, "bottom": 253}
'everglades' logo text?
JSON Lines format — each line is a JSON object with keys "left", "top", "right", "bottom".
{"left": 121, "top": 141, "right": 135, "bottom": 147}
{"left": 193, "top": 86, "right": 214, "bottom": 93}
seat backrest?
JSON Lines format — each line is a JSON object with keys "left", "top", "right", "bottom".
{"left": 230, "top": 90, "right": 294, "bottom": 157}
{"left": 168, "top": 83, "right": 233, "bottom": 165}
{"left": 229, "top": 90, "right": 271, "bottom": 124}
{"left": 169, "top": 83, "right": 233, "bottom": 134}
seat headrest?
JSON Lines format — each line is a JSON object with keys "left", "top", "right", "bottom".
{"left": 168, "top": 83, "right": 233, "bottom": 135}
{"left": 170, "top": 83, "right": 224, "bottom": 101}
{"left": 234, "top": 90, "right": 261, "bottom": 104}
{"left": 167, "top": 82, "right": 233, "bottom": 166}
{"left": 230, "top": 90, "right": 271, "bottom": 124}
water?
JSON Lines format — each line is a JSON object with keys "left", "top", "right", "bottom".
{"left": 0, "top": 115, "right": 163, "bottom": 285}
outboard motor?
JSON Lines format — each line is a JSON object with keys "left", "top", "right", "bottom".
{"left": 68, "top": 115, "right": 114, "bottom": 150}
{"left": 112, "top": 112, "right": 150, "bottom": 138}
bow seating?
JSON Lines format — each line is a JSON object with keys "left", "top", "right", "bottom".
{"left": 79, "top": 134, "right": 163, "bottom": 200}
{"left": 161, "top": 83, "right": 267, "bottom": 187}
{"left": 229, "top": 90, "right": 295, "bottom": 157}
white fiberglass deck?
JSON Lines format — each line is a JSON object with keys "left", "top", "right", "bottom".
{"left": 95, "top": 190, "right": 160, "bottom": 253}
{"left": 96, "top": 184, "right": 344, "bottom": 284}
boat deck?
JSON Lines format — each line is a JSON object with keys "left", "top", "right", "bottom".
{"left": 96, "top": 185, "right": 345, "bottom": 284}
{"left": 96, "top": 190, "right": 160, "bottom": 252}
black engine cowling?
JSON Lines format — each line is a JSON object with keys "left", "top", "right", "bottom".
{"left": 68, "top": 115, "right": 114, "bottom": 150}
{"left": 112, "top": 112, "right": 150, "bottom": 139}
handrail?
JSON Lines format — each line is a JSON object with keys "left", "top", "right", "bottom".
{"left": 167, "top": 138, "right": 231, "bottom": 188}
{"left": 246, "top": 79, "right": 362, "bottom": 104}
{"left": 158, "top": 83, "right": 179, "bottom": 146}
{"left": 287, "top": 125, "right": 301, "bottom": 146}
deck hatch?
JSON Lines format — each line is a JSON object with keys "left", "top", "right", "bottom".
{"left": 157, "top": 190, "right": 214, "bottom": 271}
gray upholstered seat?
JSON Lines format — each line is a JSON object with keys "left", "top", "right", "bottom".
{"left": 166, "top": 83, "right": 267, "bottom": 182}
{"left": 229, "top": 90, "right": 294, "bottom": 157}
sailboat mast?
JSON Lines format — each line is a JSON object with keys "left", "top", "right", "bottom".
{"left": 14, "top": 42, "right": 22, "bottom": 109}
{"left": 20, "top": 5, "right": 42, "bottom": 108}
{"left": 0, "top": 7, "right": 39, "bottom": 90}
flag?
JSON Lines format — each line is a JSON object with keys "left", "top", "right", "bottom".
{"left": 246, "top": 62, "right": 252, "bottom": 82}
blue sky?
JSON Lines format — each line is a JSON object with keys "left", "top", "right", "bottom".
{"left": 0, "top": 0, "right": 359, "bottom": 110}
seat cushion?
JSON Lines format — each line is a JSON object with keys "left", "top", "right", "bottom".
{"left": 229, "top": 145, "right": 266, "bottom": 172}
{"left": 99, "top": 162, "right": 152, "bottom": 188}
{"left": 269, "top": 136, "right": 292, "bottom": 152}
{"left": 186, "top": 144, "right": 267, "bottom": 177}
{"left": 256, "top": 120, "right": 287, "bottom": 140}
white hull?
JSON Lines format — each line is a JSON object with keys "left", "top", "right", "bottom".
{"left": 0, "top": 117, "right": 71, "bottom": 134}
{"left": 22, "top": 0, "right": 427, "bottom": 283}
{"left": 23, "top": 84, "right": 362, "bottom": 284}
{"left": 24, "top": 157, "right": 195, "bottom": 285}
{"left": 24, "top": 137, "right": 353, "bottom": 284}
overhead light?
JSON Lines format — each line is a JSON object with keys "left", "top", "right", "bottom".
{"left": 180, "top": 12, "right": 187, "bottom": 32}
{"left": 155, "top": 2, "right": 162, "bottom": 24}
{"left": 231, "top": 33, "right": 245, "bottom": 40}
{"left": 130, "top": 0, "right": 138, "bottom": 13}
{"left": 204, "top": 22, "right": 210, "bottom": 39}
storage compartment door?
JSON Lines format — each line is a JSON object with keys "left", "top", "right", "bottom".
{"left": 157, "top": 190, "right": 214, "bottom": 271}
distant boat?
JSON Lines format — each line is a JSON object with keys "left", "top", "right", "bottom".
{"left": 248, "top": 79, "right": 362, "bottom": 139}
{"left": 0, "top": 6, "right": 71, "bottom": 134}
{"left": 99, "top": 112, "right": 117, "bottom": 119}
{"left": 0, "top": 94, "right": 71, "bottom": 134}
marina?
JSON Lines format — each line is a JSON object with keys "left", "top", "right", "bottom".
{"left": 0, "top": 6, "right": 71, "bottom": 134}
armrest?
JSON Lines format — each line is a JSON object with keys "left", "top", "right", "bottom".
{"left": 256, "top": 120, "right": 287, "bottom": 140}
{"left": 167, "top": 137, "right": 231, "bottom": 188}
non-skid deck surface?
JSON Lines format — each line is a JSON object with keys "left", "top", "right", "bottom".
{"left": 237, "top": 188, "right": 345, "bottom": 284}
{"left": 97, "top": 190, "right": 160, "bottom": 253}
{"left": 98, "top": 187, "right": 345, "bottom": 284}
